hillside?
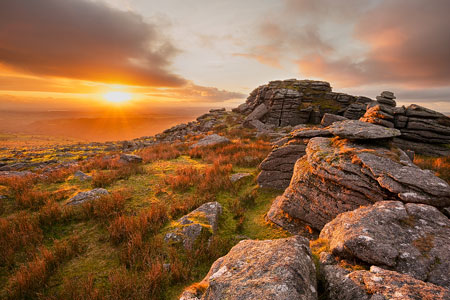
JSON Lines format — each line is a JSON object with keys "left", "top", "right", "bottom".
{"left": 1, "top": 79, "right": 450, "bottom": 300}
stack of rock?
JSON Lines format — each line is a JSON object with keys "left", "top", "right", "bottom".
{"left": 233, "top": 79, "right": 360, "bottom": 127}
{"left": 360, "top": 91, "right": 397, "bottom": 128}
{"left": 361, "top": 91, "right": 450, "bottom": 156}
{"left": 267, "top": 120, "right": 450, "bottom": 233}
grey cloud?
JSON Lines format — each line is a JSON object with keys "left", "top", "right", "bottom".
{"left": 0, "top": 0, "right": 185, "bottom": 86}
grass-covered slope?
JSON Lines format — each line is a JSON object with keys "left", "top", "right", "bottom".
{"left": 0, "top": 124, "right": 289, "bottom": 299}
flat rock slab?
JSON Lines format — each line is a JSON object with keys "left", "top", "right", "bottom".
{"left": 165, "top": 202, "right": 222, "bottom": 250}
{"left": 66, "top": 188, "right": 109, "bottom": 205}
{"left": 328, "top": 120, "right": 401, "bottom": 139}
{"left": 191, "top": 134, "right": 230, "bottom": 148}
{"left": 180, "top": 236, "right": 317, "bottom": 300}
{"left": 320, "top": 201, "right": 450, "bottom": 288}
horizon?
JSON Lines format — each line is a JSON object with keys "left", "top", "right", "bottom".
{"left": 1, "top": 0, "right": 450, "bottom": 140}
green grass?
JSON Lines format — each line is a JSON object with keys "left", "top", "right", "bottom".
{"left": 0, "top": 125, "right": 289, "bottom": 299}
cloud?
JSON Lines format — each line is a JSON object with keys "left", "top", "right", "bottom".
{"left": 0, "top": 0, "right": 185, "bottom": 87}
{"left": 145, "top": 83, "right": 246, "bottom": 102}
{"left": 297, "top": 0, "right": 450, "bottom": 87}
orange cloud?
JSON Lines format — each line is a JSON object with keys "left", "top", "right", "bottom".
{"left": 298, "top": 0, "right": 450, "bottom": 88}
{"left": 0, "top": 0, "right": 185, "bottom": 87}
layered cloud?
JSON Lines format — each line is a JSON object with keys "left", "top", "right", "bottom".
{"left": 238, "top": 0, "right": 450, "bottom": 89}
{"left": 0, "top": 0, "right": 185, "bottom": 86}
{"left": 145, "top": 83, "right": 246, "bottom": 103}
{"left": 297, "top": 0, "right": 450, "bottom": 87}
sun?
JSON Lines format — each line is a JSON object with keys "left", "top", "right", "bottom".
{"left": 103, "top": 91, "right": 132, "bottom": 103}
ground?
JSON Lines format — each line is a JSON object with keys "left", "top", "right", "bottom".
{"left": 0, "top": 125, "right": 289, "bottom": 300}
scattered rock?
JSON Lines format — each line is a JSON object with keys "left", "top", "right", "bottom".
{"left": 230, "top": 173, "right": 251, "bottom": 183}
{"left": 119, "top": 153, "right": 143, "bottom": 163}
{"left": 73, "top": 170, "right": 92, "bottom": 181}
{"left": 320, "top": 201, "right": 450, "bottom": 288}
{"left": 328, "top": 120, "right": 401, "bottom": 140}
{"left": 191, "top": 134, "right": 230, "bottom": 148}
{"left": 180, "top": 236, "right": 317, "bottom": 300}
{"left": 0, "top": 170, "right": 33, "bottom": 178}
{"left": 66, "top": 188, "right": 109, "bottom": 205}
{"left": 165, "top": 202, "right": 222, "bottom": 250}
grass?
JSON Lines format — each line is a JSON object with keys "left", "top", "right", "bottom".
{"left": 414, "top": 155, "right": 450, "bottom": 183}
{"left": 0, "top": 132, "right": 288, "bottom": 299}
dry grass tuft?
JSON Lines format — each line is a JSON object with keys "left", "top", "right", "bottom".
{"left": 137, "top": 143, "right": 186, "bottom": 163}
{"left": 5, "top": 236, "right": 82, "bottom": 300}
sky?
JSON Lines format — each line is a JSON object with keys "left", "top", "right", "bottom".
{"left": 1, "top": 0, "right": 450, "bottom": 112}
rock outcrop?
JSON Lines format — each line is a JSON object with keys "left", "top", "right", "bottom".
{"left": 179, "top": 236, "right": 317, "bottom": 300}
{"left": 320, "top": 201, "right": 450, "bottom": 288}
{"left": 165, "top": 202, "right": 222, "bottom": 250}
{"left": 234, "top": 79, "right": 362, "bottom": 127}
{"left": 267, "top": 121, "right": 450, "bottom": 232}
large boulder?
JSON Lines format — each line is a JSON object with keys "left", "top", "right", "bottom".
{"left": 165, "top": 202, "right": 222, "bottom": 250}
{"left": 66, "top": 188, "right": 109, "bottom": 205}
{"left": 179, "top": 236, "right": 317, "bottom": 300}
{"left": 267, "top": 132, "right": 450, "bottom": 232}
{"left": 320, "top": 201, "right": 450, "bottom": 288}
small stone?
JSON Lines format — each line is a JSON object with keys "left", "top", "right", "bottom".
{"left": 230, "top": 173, "right": 251, "bottom": 183}
{"left": 73, "top": 170, "right": 92, "bottom": 181}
